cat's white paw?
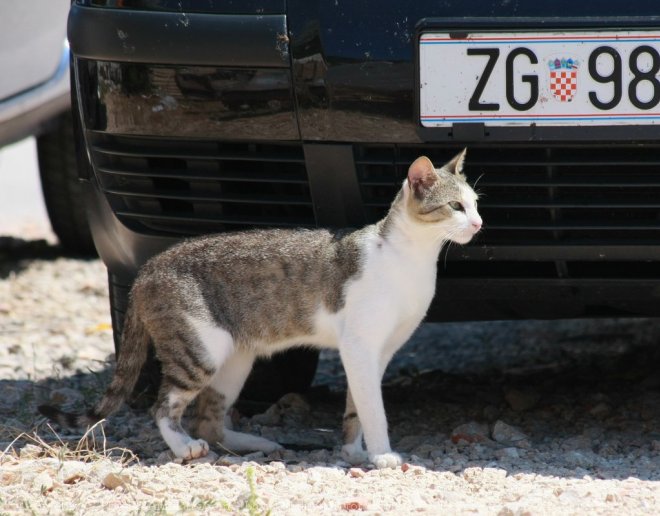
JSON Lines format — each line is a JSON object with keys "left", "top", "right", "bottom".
{"left": 222, "top": 429, "right": 282, "bottom": 454}
{"left": 182, "top": 439, "right": 210, "bottom": 460}
{"left": 369, "top": 451, "right": 402, "bottom": 469}
{"left": 341, "top": 443, "right": 368, "bottom": 465}
{"left": 186, "top": 450, "right": 220, "bottom": 465}
{"left": 258, "top": 439, "right": 283, "bottom": 454}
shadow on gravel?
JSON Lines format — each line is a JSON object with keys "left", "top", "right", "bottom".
{"left": 0, "top": 236, "right": 93, "bottom": 278}
{"left": 379, "top": 337, "right": 660, "bottom": 482}
{"left": 0, "top": 367, "right": 115, "bottom": 449}
{"left": 5, "top": 338, "right": 658, "bottom": 483}
{"left": 2, "top": 242, "right": 659, "bottom": 482}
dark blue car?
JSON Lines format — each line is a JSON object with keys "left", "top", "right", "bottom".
{"left": 68, "top": 0, "right": 660, "bottom": 398}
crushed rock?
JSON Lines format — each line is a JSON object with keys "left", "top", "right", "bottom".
{"left": 1, "top": 243, "right": 660, "bottom": 513}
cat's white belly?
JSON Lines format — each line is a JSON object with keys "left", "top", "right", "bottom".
{"left": 252, "top": 304, "right": 343, "bottom": 355}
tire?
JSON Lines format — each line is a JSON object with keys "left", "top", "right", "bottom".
{"left": 108, "top": 273, "right": 320, "bottom": 405}
{"left": 37, "top": 109, "right": 96, "bottom": 256}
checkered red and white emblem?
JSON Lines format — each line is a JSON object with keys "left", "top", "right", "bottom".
{"left": 550, "top": 70, "right": 577, "bottom": 102}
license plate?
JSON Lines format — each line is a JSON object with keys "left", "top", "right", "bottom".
{"left": 419, "top": 30, "right": 660, "bottom": 127}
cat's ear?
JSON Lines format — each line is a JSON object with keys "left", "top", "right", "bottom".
{"left": 407, "top": 156, "right": 437, "bottom": 198}
{"left": 444, "top": 148, "right": 467, "bottom": 177}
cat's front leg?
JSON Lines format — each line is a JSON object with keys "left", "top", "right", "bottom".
{"left": 339, "top": 344, "right": 402, "bottom": 469}
{"left": 341, "top": 388, "right": 367, "bottom": 464}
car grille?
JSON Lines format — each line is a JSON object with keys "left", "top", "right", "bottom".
{"left": 355, "top": 143, "right": 660, "bottom": 279}
{"left": 88, "top": 133, "right": 316, "bottom": 236}
{"left": 89, "top": 135, "right": 660, "bottom": 280}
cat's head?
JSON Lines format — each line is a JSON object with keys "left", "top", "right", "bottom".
{"left": 401, "top": 150, "right": 482, "bottom": 244}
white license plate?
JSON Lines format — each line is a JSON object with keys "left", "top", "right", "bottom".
{"left": 419, "top": 30, "right": 660, "bottom": 127}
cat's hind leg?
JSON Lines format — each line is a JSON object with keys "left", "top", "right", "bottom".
{"left": 152, "top": 317, "right": 230, "bottom": 460}
{"left": 155, "top": 379, "right": 213, "bottom": 460}
{"left": 207, "top": 351, "right": 283, "bottom": 454}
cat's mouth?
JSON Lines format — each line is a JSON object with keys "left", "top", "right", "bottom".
{"left": 450, "top": 225, "right": 482, "bottom": 245}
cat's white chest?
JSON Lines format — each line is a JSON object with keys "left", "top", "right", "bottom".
{"left": 382, "top": 247, "right": 437, "bottom": 319}
{"left": 345, "top": 236, "right": 438, "bottom": 330}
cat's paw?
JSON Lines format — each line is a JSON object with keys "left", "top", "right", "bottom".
{"left": 222, "top": 429, "right": 283, "bottom": 454}
{"left": 369, "top": 451, "right": 402, "bottom": 469}
{"left": 341, "top": 443, "right": 368, "bottom": 465}
{"left": 186, "top": 450, "right": 220, "bottom": 465}
{"left": 182, "top": 439, "right": 210, "bottom": 460}
{"left": 258, "top": 439, "right": 283, "bottom": 454}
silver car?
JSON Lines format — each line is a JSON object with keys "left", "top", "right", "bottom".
{"left": 0, "top": 0, "right": 93, "bottom": 254}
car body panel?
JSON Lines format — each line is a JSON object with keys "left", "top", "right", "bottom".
{"left": 0, "top": 0, "right": 70, "bottom": 101}
{"left": 77, "top": 61, "right": 297, "bottom": 140}
{"left": 76, "top": 0, "right": 285, "bottom": 15}
{"left": 0, "top": 1, "right": 70, "bottom": 146}
{"left": 68, "top": 8, "right": 290, "bottom": 67}
{"left": 288, "top": 1, "right": 660, "bottom": 142}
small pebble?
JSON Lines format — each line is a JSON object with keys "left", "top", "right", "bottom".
{"left": 491, "top": 421, "right": 531, "bottom": 448}
{"left": 102, "top": 472, "right": 130, "bottom": 490}
{"left": 349, "top": 467, "right": 365, "bottom": 478}
{"left": 451, "top": 421, "right": 490, "bottom": 445}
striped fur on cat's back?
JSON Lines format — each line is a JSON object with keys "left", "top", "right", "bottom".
{"left": 40, "top": 150, "right": 483, "bottom": 469}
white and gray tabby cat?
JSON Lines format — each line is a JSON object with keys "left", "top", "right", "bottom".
{"left": 40, "top": 150, "right": 482, "bottom": 469}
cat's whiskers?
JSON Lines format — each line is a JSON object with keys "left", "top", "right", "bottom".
{"left": 439, "top": 228, "right": 463, "bottom": 269}
{"left": 435, "top": 226, "right": 458, "bottom": 246}
{"left": 472, "top": 172, "right": 485, "bottom": 190}
{"left": 442, "top": 241, "right": 453, "bottom": 270}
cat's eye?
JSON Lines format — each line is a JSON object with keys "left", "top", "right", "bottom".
{"left": 448, "top": 201, "right": 465, "bottom": 212}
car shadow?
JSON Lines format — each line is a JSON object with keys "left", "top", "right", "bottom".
{"left": 379, "top": 352, "right": 660, "bottom": 482}
{"left": 0, "top": 235, "right": 96, "bottom": 279}
{"left": 0, "top": 236, "right": 58, "bottom": 273}
{"left": 2, "top": 342, "right": 659, "bottom": 482}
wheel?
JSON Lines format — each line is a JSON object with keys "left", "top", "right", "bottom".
{"left": 108, "top": 273, "right": 320, "bottom": 405}
{"left": 37, "top": 109, "right": 96, "bottom": 255}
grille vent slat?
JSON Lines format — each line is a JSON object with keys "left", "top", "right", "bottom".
{"left": 102, "top": 188, "right": 314, "bottom": 206}
{"left": 92, "top": 145, "right": 306, "bottom": 163}
{"left": 115, "top": 211, "right": 312, "bottom": 231}
{"left": 97, "top": 166, "right": 309, "bottom": 184}
{"left": 90, "top": 134, "right": 316, "bottom": 236}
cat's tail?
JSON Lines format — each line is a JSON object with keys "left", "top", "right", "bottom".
{"left": 38, "top": 299, "right": 150, "bottom": 428}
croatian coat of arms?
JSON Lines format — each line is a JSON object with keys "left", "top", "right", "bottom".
{"left": 548, "top": 57, "right": 579, "bottom": 102}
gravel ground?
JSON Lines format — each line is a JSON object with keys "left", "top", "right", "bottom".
{"left": 1, "top": 230, "right": 660, "bottom": 514}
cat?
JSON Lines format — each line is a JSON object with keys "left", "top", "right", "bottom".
{"left": 39, "top": 150, "right": 482, "bottom": 469}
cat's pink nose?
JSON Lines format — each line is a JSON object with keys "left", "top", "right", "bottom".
{"left": 471, "top": 218, "right": 482, "bottom": 232}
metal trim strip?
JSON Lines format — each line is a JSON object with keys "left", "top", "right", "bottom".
{"left": 68, "top": 5, "right": 289, "bottom": 68}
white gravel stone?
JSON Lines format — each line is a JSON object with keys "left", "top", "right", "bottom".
{"left": 491, "top": 420, "right": 531, "bottom": 448}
